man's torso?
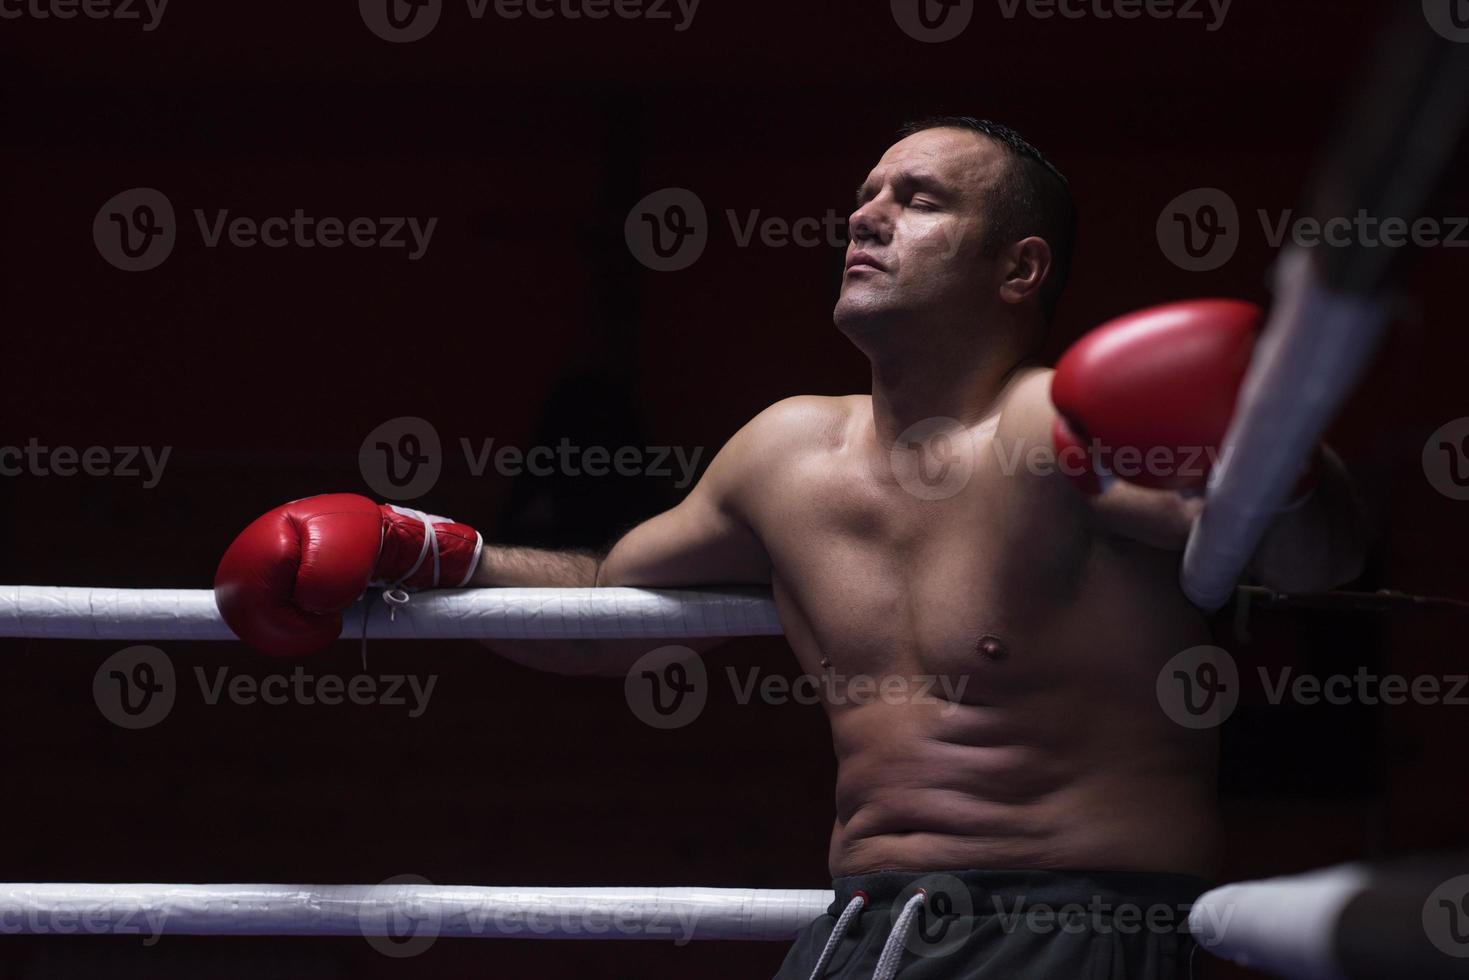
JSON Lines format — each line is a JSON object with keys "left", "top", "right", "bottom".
{"left": 733, "top": 380, "right": 1219, "bottom": 878}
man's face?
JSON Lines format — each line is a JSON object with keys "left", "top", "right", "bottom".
{"left": 835, "top": 127, "right": 1007, "bottom": 337}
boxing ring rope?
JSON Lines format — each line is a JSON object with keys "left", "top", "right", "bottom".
{"left": 0, "top": 883, "right": 832, "bottom": 941}
{"left": 0, "top": 585, "right": 783, "bottom": 641}
{"left": 1178, "top": 245, "right": 1388, "bottom": 610}
{"left": 1181, "top": 10, "right": 1469, "bottom": 611}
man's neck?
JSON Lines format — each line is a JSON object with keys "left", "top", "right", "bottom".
{"left": 866, "top": 337, "right": 1033, "bottom": 447}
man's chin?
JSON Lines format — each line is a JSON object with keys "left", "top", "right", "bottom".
{"left": 834, "top": 291, "right": 899, "bottom": 336}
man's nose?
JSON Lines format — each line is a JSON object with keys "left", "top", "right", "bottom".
{"left": 849, "top": 202, "right": 893, "bottom": 245}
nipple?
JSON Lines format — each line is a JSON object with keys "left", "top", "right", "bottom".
{"left": 977, "top": 634, "right": 1008, "bottom": 662}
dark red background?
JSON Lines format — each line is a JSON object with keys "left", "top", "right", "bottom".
{"left": 2, "top": 1, "right": 1467, "bottom": 976}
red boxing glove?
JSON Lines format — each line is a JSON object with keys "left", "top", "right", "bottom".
{"left": 1051, "top": 299, "right": 1263, "bottom": 494}
{"left": 214, "top": 493, "right": 483, "bottom": 657}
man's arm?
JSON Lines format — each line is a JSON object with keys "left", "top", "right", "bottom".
{"left": 473, "top": 404, "right": 781, "bottom": 675}
{"left": 1245, "top": 446, "right": 1367, "bottom": 594}
{"left": 1086, "top": 449, "right": 1367, "bottom": 593}
{"left": 1004, "top": 366, "right": 1367, "bottom": 595}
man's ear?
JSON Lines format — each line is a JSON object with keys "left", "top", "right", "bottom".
{"left": 998, "top": 236, "right": 1053, "bottom": 307}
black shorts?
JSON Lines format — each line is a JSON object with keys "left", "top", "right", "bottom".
{"left": 773, "top": 869, "right": 1208, "bottom": 980}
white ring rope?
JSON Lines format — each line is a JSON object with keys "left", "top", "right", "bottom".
{"left": 1188, "top": 863, "right": 1373, "bottom": 980}
{"left": 0, "top": 586, "right": 783, "bottom": 641}
{"left": 0, "top": 866, "right": 1384, "bottom": 970}
{"left": 0, "top": 883, "right": 832, "bottom": 941}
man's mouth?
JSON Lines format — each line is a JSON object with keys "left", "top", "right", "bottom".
{"left": 845, "top": 251, "right": 888, "bottom": 274}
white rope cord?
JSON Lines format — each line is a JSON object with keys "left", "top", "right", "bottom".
{"left": 0, "top": 883, "right": 832, "bottom": 941}
{"left": 0, "top": 586, "right": 783, "bottom": 641}
{"left": 1188, "top": 864, "right": 1373, "bottom": 980}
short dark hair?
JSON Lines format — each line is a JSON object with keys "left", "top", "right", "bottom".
{"left": 897, "top": 116, "right": 1077, "bottom": 324}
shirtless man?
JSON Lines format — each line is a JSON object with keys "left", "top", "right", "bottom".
{"left": 215, "top": 117, "right": 1365, "bottom": 978}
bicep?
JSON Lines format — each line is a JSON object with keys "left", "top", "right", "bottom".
{"left": 598, "top": 488, "right": 770, "bottom": 587}
{"left": 597, "top": 422, "right": 771, "bottom": 588}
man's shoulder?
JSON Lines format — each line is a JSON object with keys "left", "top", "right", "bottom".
{"left": 995, "top": 366, "right": 1057, "bottom": 443}
{"left": 742, "top": 394, "right": 865, "bottom": 454}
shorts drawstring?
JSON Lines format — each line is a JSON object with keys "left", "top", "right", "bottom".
{"left": 808, "top": 889, "right": 927, "bottom": 980}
